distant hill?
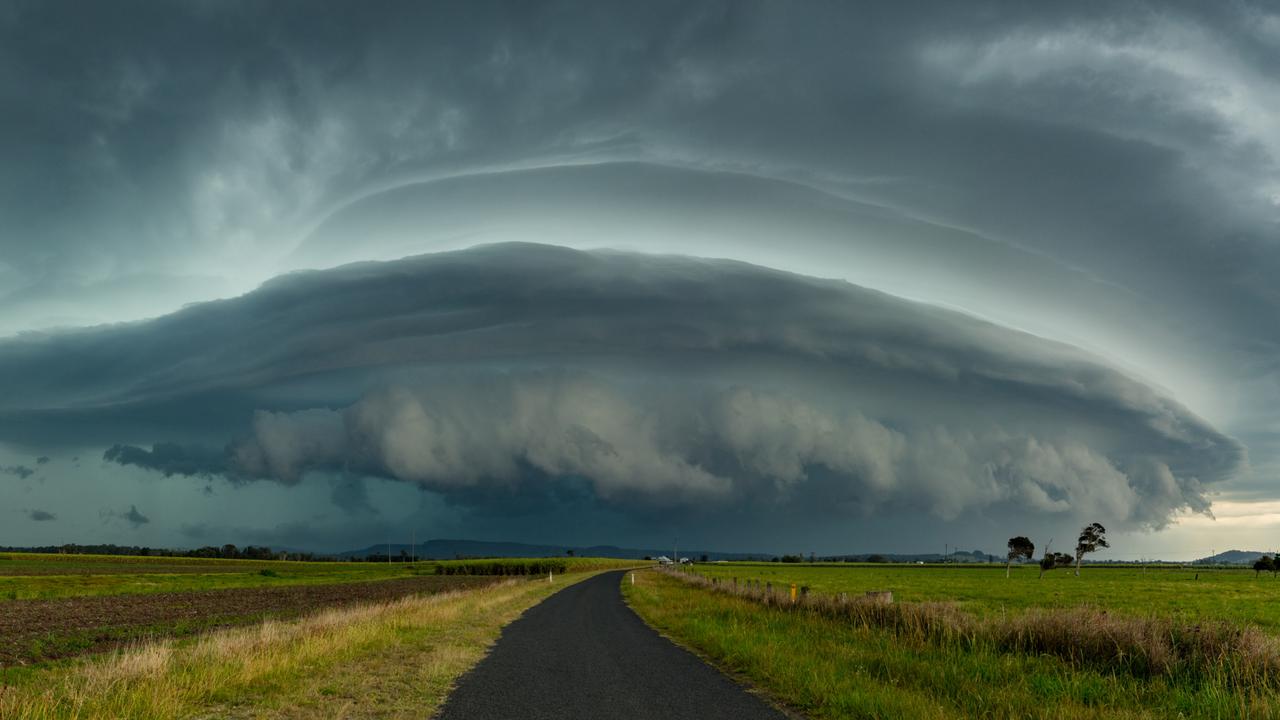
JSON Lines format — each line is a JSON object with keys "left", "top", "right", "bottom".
{"left": 335, "top": 538, "right": 771, "bottom": 562}
{"left": 1193, "top": 550, "right": 1270, "bottom": 565}
{"left": 0, "top": 539, "right": 1001, "bottom": 564}
{"left": 823, "top": 548, "right": 996, "bottom": 563}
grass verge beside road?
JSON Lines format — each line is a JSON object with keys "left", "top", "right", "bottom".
{"left": 690, "top": 562, "right": 1280, "bottom": 629}
{"left": 623, "top": 569, "right": 1280, "bottom": 719}
{"left": 0, "top": 572, "right": 596, "bottom": 719}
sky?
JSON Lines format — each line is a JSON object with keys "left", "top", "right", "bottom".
{"left": 1, "top": 0, "right": 1278, "bottom": 559}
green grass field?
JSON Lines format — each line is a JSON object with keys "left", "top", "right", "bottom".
{"left": 689, "top": 562, "right": 1280, "bottom": 630}
{"left": 625, "top": 568, "right": 1280, "bottom": 719}
{"left": 0, "top": 552, "right": 638, "bottom": 601}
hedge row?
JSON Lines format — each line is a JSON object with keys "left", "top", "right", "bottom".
{"left": 436, "top": 559, "right": 570, "bottom": 576}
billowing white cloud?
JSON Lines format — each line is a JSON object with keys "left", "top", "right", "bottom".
{"left": 225, "top": 374, "right": 1210, "bottom": 528}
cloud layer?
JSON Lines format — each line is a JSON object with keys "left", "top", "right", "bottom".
{"left": 3, "top": 2, "right": 1276, "bottom": 551}
{"left": 0, "top": 244, "right": 1241, "bottom": 530}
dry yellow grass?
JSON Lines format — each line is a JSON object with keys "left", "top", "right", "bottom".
{"left": 668, "top": 567, "right": 1280, "bottom": 685}
{"left": 1, "top": 573, "right": 591, "bottom": 719}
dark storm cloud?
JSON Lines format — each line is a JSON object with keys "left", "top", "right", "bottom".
{"left": 103, "top": 443, "right": 230, "bottom": 479}
{"left": 101, "top": 504, "right": 150, "bottom": 529}
{"left": 0, "top": 244, "right": 1243, "bottom": 529}
{"left": 2, "top": 1, "right": 1278, "bottom": 359}
{"left": 2, "top": 1, "right": 1278, "bottom": 551}
{"left": 27, "top": 509, "right": 55, "bottom": 522}
{"left": 1, "top": 465, "right": 34, "bottom": 479}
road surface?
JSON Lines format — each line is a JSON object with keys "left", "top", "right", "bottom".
{"left": 435, "top": 570, "right": 790, "bottom": 720}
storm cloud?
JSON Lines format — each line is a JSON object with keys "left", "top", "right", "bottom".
{"left": 1, "top": 244, "right": 1241, "bottom": 530}
{"left": 104, "top": 442, "right": 230, "bottom": 479}
{"left": 1, "top": 1, "right": 1276, "bottom": 555}
{"left": 1, "top": 465, "right": 34, "bottom": 480}
{"left": 100, "top": 504, "right": 150, "bottom": 529}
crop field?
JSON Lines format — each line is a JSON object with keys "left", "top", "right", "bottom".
{"left": 1, "top": 573, "right": 600, "bottom": 719}
{"left": 624, "top": 565, "right": 1280, "bottom": 719}
{"left": 0, "top": 552, "right": 429, "bottom": 601}
{"left": 0, "top": 552, "right": 637, "bottom": 602}
{"left": 0, "top": 553, "right": 639, "bottom": 667}
{"left": 0, "top": 575, "right": 500, "bottom": 665}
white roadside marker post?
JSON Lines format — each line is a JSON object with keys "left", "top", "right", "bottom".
{"left": 631, "top": 572, "right": 635, "bottom": 585}
{"left": 549, "top": 571, "right": 553, "bottom": 583}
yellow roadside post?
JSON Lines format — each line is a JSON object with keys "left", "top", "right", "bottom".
{"left": 790, "top": 583, "right": 798, "bottom": 603}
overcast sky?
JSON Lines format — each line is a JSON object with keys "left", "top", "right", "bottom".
{"left": 2, "top": 1, "right": 1278, "bottom": 558}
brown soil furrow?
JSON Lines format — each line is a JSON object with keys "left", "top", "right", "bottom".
{"left": 0, "top": 575, "right": 497, "bottom": 665}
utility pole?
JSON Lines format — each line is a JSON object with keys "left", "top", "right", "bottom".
{"left": 944, "top": 543, "right": 948, "bottom": 564}
{"left": 411, "top": 529, "right": 416, "bottom": 564}
{"left": 387, "top": 541, "right": 391, "bottom": 564}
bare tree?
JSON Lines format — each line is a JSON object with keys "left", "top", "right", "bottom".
{"left": 1074, "top": 523, "right": 1109, "bottom": 576}
{"left": 1006, "top": 536, "right": 1035, "bottom": 578}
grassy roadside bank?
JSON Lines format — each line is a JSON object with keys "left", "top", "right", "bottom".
{"left": 0, "top": 571, "right": 601, "bottom": 719}
{"left": 623, "top": 569, "right": 1280, "bottom": 719}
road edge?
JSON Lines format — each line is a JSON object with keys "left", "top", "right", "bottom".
{"left": 618, "top": 568, "right": 810, "bottom": 720}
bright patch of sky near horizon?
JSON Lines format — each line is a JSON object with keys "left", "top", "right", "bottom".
{"left": 1, "top": 1, "right": 1278, "bottom": 559}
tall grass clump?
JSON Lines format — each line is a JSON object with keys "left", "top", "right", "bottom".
{"left": 662, "top": 567, "right": 1280, "bottom": 690}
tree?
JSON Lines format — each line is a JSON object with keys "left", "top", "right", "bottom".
{"left": 1254, "top": 555, "right": 1275, "bottom": 577}
{"left": 1006, "top": 536, "right": 1035, "bottom": 578}
{"left": 1074, "top": 523, "right": 1109, "bottom": 576}
{"left": 1038, "top": 552, "right": 1074, "bottom": 579}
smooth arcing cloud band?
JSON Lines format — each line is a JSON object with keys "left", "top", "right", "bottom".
{"left": 0, "top": 243, "right": 1243, "bottom": 527}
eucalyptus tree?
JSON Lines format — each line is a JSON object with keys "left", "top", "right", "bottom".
{"left": 1254, "top": 555, "right": 1275, "bottom": 577}
{"left": 1074, "top": 523, "right": 1109, "bottom": 576}
{"left": 1006, "top": 536, "right": 1035, "bottom": 578}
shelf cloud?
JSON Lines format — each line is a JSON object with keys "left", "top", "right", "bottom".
{"left": 0, "top": 244, "right": 1241, "bottom": 531}
{"left": 2, "top": 1, "right": 1275, "bottom": 554}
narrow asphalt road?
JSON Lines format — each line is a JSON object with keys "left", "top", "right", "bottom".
{"left": 435, "top": 570, "right": 790, "bottom": 720}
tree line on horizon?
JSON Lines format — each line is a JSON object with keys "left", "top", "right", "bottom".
{"left": 0, "top": 543, "right": 330, "bottom": 561}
